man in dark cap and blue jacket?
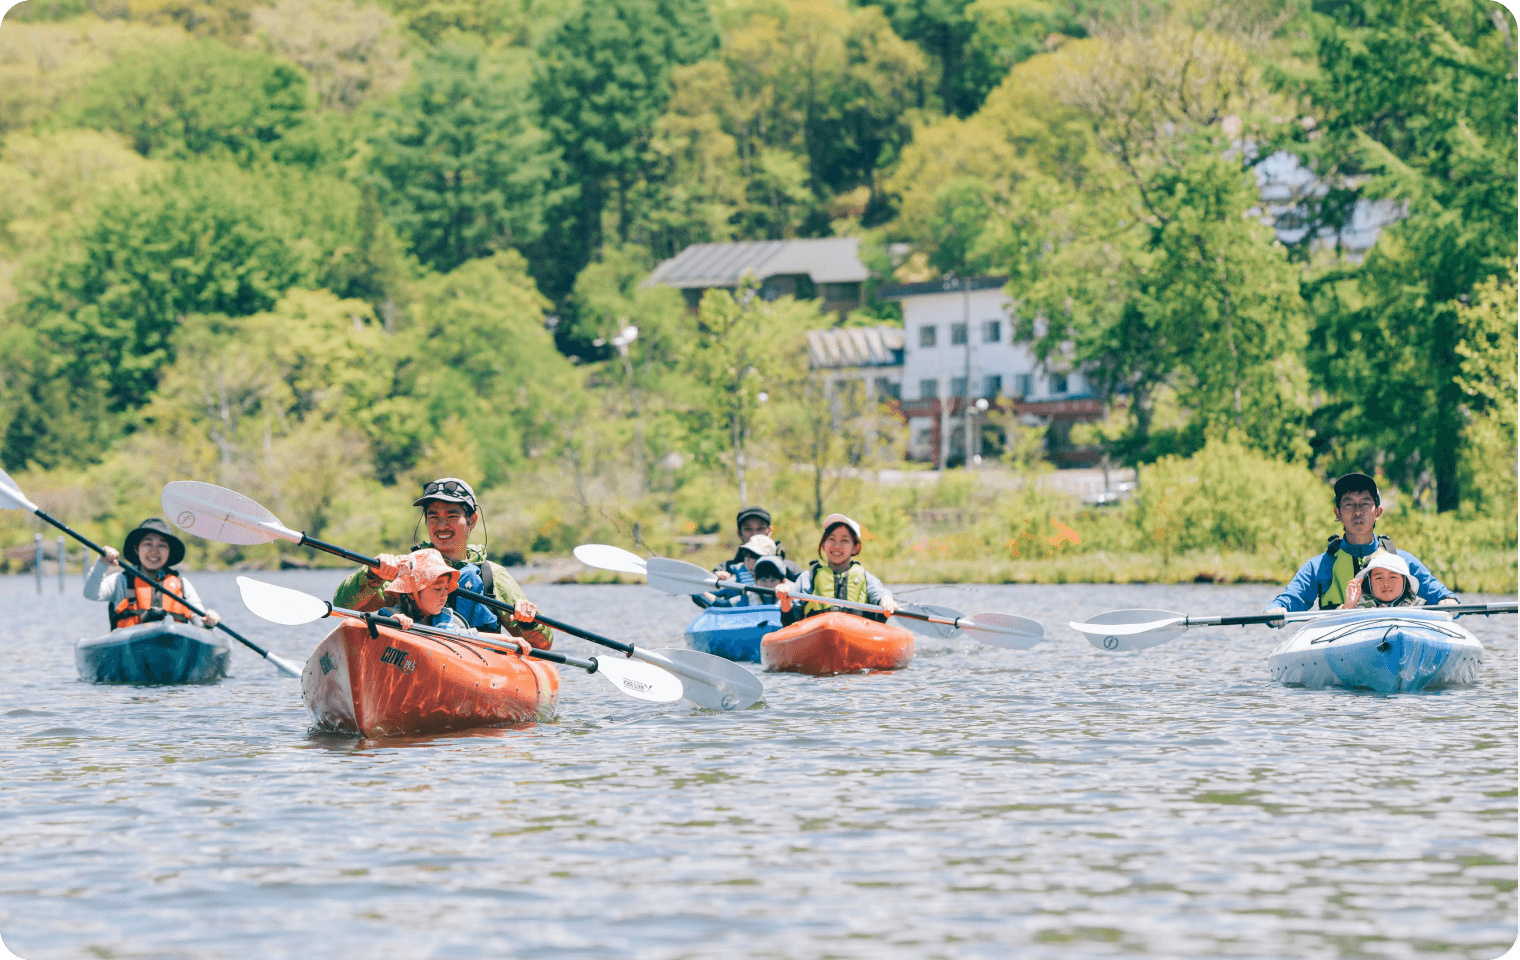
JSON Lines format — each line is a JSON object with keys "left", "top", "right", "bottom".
{"left": 1264, "top": 473, "right": 1459, "bottom": 622}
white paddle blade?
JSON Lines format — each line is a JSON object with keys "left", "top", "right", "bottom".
{"left": 897, "top": 603, "right": 964, "bottom": 639}
{"left": 645, "top": 556, "right": 720, "bottom": 596}
{"left": 592, "top": 655, "right": 684, "bottom": 703}
{"left": 649, "top": 647, "right": 764, "bottom": 711}
{"left": 162, "top": 481, "right": 303, "bottom": 546}
{"left": 0, "top": 467, "right": 39, "bottom": 512}
{"left": 960, "top": 612, "right": 1045, "bottom": 650}
{"left": 237, "top": 576, "right": 332, "bottom": 626}
{"left": 1070, "top": 608, "right": 1188, "bottom": 651}
{"left": 573, "top": 544, "right": 649, "bottom": 575}
{"left": 266, "top": 652, "right": 306, "bottom": 678}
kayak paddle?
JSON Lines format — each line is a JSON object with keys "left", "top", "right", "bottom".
{"left": 573, "top": 543, "right": 648, "bottom": 575}
{"left": 645, "top": 557, "right": 1046, "bottom": 650}
{"left": 1072, "top": 602, "right": 1520, "bottom": 652}
{"left": 235, "top": 576, "right": 684, "bottom": 703}
{"left": 0, "top": 468, "right": 303, "bottom": 678}
{"left": 162, "top": 481, "right": 764, "bottom": 711}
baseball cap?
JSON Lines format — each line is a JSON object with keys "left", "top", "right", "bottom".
{"left": 819, "top": 513, "right": 862, "bottom": 542}
{"left": 413, "top": 477, "right": 479, "bottom": 513}
{"left": 736, "top": 506, "right": 771, "bottom": 528}
{"left": 1333, "top": 473, "right": 1380, "bottom": 507}
{"left": 737, "top": 534, "right": 777, "bottom": 558}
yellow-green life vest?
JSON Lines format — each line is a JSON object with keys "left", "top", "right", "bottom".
{"left": 801, "top": 561, "right": 870, "bottom": 618}
{"left": 1318, "top": 534, "right": 1395, "bottom": 609}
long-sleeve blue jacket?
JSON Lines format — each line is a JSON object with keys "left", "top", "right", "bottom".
{"left": 1268, "top": 538, "right": 1457, "bottom": 612}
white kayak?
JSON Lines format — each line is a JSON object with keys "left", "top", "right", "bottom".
{"left": 1268, "top": 607, "right": 1483, "bottom": 693}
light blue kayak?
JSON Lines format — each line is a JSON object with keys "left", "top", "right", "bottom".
{"left": 684, "top": 604, "right": 783, "bottom": 662}
{"left": 1267, "top": 608, "right": 1482, "bottom": 693}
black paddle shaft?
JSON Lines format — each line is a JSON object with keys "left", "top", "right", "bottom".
{"left": 29, "top": 508, "right": 276, "bottom": 660}
{"left": 298, "top": 533, "right": 638, "bottom": 656}
{"left": 356, "top": 610, "right": 598, "bottom": 672}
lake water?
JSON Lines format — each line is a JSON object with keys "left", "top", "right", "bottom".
{"left": 1, "top": 571, "right": 1514, "bottom": 959}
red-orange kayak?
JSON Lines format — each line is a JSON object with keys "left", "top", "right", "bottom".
{"left": 302, "top": 619, "right": 560, "bottom": 737}
{"left": 760, "top": 611, "right": 915, "bottom": 675}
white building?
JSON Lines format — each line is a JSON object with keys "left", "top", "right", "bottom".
{"left": 877, "top": 277, "right": 1101, "bottom": 467}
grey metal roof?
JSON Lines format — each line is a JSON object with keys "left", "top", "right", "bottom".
{"left": 645, "top": 238, "right": 869, "bottom": 289}
{"left": 807, "top": 326, "right": 905, "bottom": 370}
{"left": 876, "top": 275, "right": 1009, "bottom": 300}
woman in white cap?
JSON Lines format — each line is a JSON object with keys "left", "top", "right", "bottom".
{"left": 776, "top": 513, "right": 897, "bottom": 626}
{"left": 1340, "top": 551, "right": 1426, "bottom": 609}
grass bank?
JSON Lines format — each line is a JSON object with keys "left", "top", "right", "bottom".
{"left": 3, "top": 441, "right": 1514, "bottom": 595}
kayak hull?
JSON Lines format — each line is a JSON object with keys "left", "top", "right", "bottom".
{"left": 75, "top": 621, "right": 231, "bottom": 684}
{"left": 302, "top": 620, "right": 560, "bottom": 738}
{"left": 685, "top": 604, "right": 783, "bottom": 662}
{"left": 761, "top": 611, "right": 915, "bottom": 675}
{"left": 1268, "top": 608, "right": 1483, "bottom": 693}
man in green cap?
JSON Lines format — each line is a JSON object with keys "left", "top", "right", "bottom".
{"left": 334, "top": 477, "right": 552, "bottom": 648}
{"left": 1264, "top": 472, "right": 1459, "bottom": 619}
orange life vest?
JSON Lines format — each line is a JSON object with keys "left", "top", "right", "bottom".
{"left": 111, "top": 572, "right": 195, "bottom": 629}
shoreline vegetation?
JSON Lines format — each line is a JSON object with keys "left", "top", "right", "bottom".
{"left": 6, "top": 441, "right": 1513, "bottom": 595}
{"left": 0, "top": 4, "right": 1511, "bottom": 601}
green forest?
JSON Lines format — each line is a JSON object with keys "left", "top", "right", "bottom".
{"left": 0, "top": 0, "right": 1513, "bottom": 590}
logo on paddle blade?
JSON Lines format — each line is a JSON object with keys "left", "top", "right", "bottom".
{"left": 620, "top": 679, "right": 651, "bottom": 693}
{"left": 1103, "top": 636, "right": 1119, "bottom": 650}
{"left": 176, "top": 510, "right": 196, "bottom": 529}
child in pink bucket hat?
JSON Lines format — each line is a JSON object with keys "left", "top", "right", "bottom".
{"left": 378, "top": 548, "right": 469, "bottom": 633}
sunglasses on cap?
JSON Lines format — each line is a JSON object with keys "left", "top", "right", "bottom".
{"left": 422, "top": 479, "right": 475, "bottom": 501}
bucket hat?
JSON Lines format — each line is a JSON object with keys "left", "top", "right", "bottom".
{"left": 123, "top": 518, "right": 186, "bottom": 568}
{"left": 737, "top": 534, "right": 777, "bottom": 558}
{"left": 387, "top": 548, "right": 461, "bottom": 596}
{"left": 1351, "top": 550, "right": 1418, "bottom": 600}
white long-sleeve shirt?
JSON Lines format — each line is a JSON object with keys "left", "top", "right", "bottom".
{"left": 83, "top": 557, "right": 208, "bottom": 626}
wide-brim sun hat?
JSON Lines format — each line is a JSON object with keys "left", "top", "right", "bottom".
{"left": 388, "top": 548, "right": 461, "bottom": 595}
{"left": 738, "top": 534, "right": 777, "bottom": 558}
{"left": 818, "top": 513, "right": 862, "bottom": 545}
{"left": 413, "top": 477, "right": 479, "bottom": 513}
{"left": 1352, "top": 550, "right": 1418, "bottom": 599}
{"left": 123, "top": 517, "right": 186, "bottom": 568}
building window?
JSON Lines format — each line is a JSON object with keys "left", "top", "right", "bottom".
{"left": 950, "top": 322, "right": 968, "bottom": 345}
{"left": 874, "top": 377, "right": 900, "bottom": 400}
{"left": 1014, "top": 373, "right": 1032, "bottom": 398}
{"left": 982, "top": 320, "right": 1001, "bottom": 343}
{"left": 825, "top": 282, "right": 861, "bottom": 301}
{"left": 919, "top": 378, "right": 939, "bottom": 399}
{"left": 1049, "top": 372, "right": 1068, "bottom": 395}
{"left": 950, "top": 377, "right": 968, "bottom": 397}
{"left": 982, "top": 375, "right": 1001, "bottom": 398}
{"left": 919, "top": 326, "right": 937, "bottom": 348}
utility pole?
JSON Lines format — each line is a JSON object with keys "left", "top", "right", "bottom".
{"left": 962, "top": 276, "right": 974, "bottom": 469}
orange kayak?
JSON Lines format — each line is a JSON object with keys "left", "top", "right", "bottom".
{"left": 760, "top": 611, "right": 915, "bottom": 675}
{"left": 302, "top": 619, "right": 560, "bottom": 737}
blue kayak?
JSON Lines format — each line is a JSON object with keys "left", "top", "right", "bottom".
{"left": 685, "top": 604, "right": 783, "bottom": 662}
{"left": 1267, "top": 608, "right": 1482, "bottom": 693}
{"left": 75, "top": 621, "right": 231, "bottom": 685}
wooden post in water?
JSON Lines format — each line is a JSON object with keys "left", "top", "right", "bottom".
{"left": 33, "top": 533, "right": 43, "bottom": 594}
{"left": 57, "top": 535, "right": 66, "bottom": 592}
